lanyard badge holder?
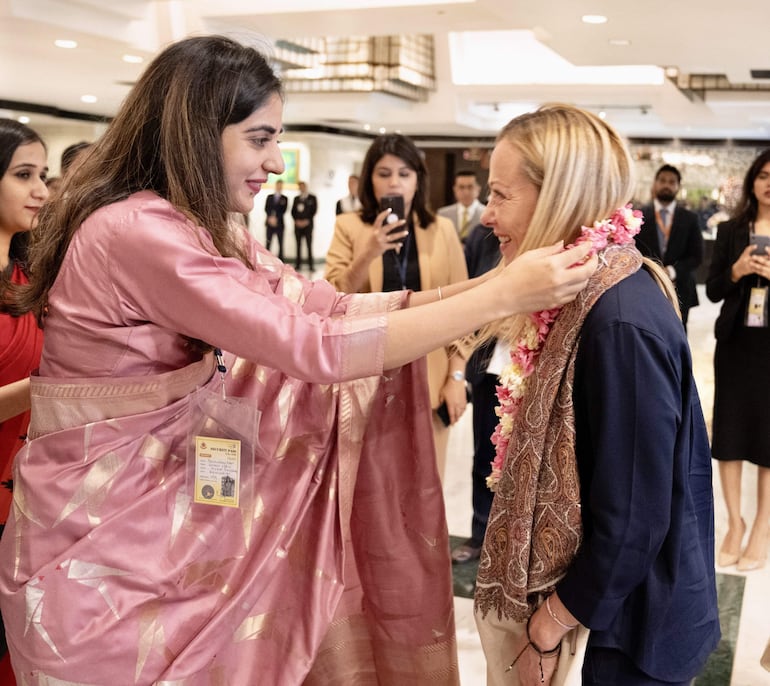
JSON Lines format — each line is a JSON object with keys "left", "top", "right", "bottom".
{"left": 186, "top": 349, "right": 259, "bottom": 509}
{"left": 745, "top": 277, "right": 769, "bottom": 328}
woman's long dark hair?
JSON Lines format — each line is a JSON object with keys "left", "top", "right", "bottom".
{"left": 10, "top": 35, "right": 283, "bottom": 323}
{"left": 358, "top": 133, "right": 434, "bottom": 227}
{"left": 732, "top": 148, "right": 770, "bottom": 226}
{"left": 0, "top": 118, "right": 46, "bottom": 280}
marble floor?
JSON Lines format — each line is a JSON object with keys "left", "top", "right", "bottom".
{"left": 442, "top": 285, "right": 770, "bottom": 686}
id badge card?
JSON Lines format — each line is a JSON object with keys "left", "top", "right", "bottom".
{"left": 745, "top": 286, "right": 768, "bottom": 328}
{"left": 194, "top": 436, "right": 241, "bottom": 507}
{"left": 186, "top": 385, "right": 259, "bottom": 509}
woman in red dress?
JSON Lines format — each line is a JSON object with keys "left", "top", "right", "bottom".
{"left": 0, "top": 118, "right": 48, "bottom": 682}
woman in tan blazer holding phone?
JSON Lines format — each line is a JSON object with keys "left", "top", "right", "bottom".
{"left": 325, "top": 134, "right": 469, "bottom": 482}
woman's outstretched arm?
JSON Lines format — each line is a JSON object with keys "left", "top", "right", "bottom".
{"left": 384, "top": 242, "right": 596, "bottom": 370}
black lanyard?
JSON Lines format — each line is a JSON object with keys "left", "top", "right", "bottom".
{"left": 393, "top": 231, "right": 413, "bottom": 290}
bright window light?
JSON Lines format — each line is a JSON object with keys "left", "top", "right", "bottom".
{"left": 449, "top": 31, "right": 663, "bottom": 86}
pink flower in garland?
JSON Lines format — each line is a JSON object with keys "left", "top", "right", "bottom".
{"left": 486, "top": 205, "right": 641, "bottom": 491}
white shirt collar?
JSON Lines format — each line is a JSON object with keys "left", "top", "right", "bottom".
{"left": 654, "top": 199, "right": 676, "bottom": 214}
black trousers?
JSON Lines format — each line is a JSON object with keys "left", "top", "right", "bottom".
{"left": 295, "top": 227, "right": 314, "bottom": 269}
{"left": 469, "top": 374, "right": 498, "bottom": 546}
{"left": 266, "top": 225, "right": 284, "bottom": 260}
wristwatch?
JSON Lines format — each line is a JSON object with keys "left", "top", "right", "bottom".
{"left": 450, "top": 370, "right": 465, "bottom": 382}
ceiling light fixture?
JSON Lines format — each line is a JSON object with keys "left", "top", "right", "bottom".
{"left": 18, "top": 116, "right": 30, "bottom": 124}
{"left": 80, "top": 94, "right": 98, "bottom": 103}
{"left": 122, "top": 54, "right": 143, "bottom": 64}
{"left": 582, "top": 15, "right": 608, "bottom": 24}
{"left": 54, "top": 39, "right": 77, "bottom": 49}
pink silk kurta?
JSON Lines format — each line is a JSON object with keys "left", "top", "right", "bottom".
{"left": 0, "top": 192, "right": 458, "bottom": 685}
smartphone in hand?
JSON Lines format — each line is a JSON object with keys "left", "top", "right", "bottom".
{"left": 379, "top": 194, "right": 406, "bottom": 244}
{"left": 751, "top": 234, "right": 770, "bottom": 256}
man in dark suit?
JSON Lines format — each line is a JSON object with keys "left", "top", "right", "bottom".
{"left": 264, "top": 179, "right": 288, "bottom": 260}
{"left": 452, "top": 222, "right": 501, "bottom": 564}
{"left": 635, "top": 164, "right": 703, "bottom": 329}
{"left": 291, "top": 181, "right": 318, "bottom": 271}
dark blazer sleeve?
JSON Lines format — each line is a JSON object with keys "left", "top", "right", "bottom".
{"left": 669, "top": 208, "right": 703, "bottom": 277}
{"left": 706, "top": 219, "right": 750, "bottom": 341}
{"left": 633, "top": 206, "right": 661, "bottom": 260}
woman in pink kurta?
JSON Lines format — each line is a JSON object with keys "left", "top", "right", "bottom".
{"left": 0, "top": 36, "right": 596, "bottom": 685}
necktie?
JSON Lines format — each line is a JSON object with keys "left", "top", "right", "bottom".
{"left": 460, "top": 207, "right": 470, "bottom": 240}
{"left": 659, "top": 208, "right": 669, "bottom": 235}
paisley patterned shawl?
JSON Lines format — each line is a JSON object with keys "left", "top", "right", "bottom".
{"left": 475, "top": 243, "right": 643, "bottom": 622}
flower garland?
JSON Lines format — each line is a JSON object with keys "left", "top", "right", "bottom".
{"left": 487, "top": 204, "right": 643, "bottom": 491}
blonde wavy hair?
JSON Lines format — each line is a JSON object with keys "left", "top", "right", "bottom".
{"left": 476, "top": 103, "right": 678, "bottom": 346}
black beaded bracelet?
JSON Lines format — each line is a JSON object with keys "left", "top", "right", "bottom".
{"left": 526, "top": 614, "right": 562, "bottom": 683}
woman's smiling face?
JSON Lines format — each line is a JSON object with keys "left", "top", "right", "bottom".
{"left": 220, "top": 93, "right": 285, "bottom": 214}
{"left": 0, "top": 141, "right": 49, "bottom": 238}
{"left": 480, "top": 139, "right": 540, "bottom": 264}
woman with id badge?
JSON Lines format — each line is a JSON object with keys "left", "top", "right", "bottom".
{"left": 707, "top": 147, "right": 770, "bottom": 572}
{"left": 0, "top": 36, "right": 596, "bottom": 685}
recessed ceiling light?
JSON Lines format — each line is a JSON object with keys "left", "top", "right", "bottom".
{"left": 582, "top": 15, "right": 608, "bottom": 24}
{"left": 378, "top": 127, "right": 386, "bottom": 134}
{"left": 363, "top": 124, "right": 371, "bottom": 131}
{"left": 80, "top": 94, "right": 98, "bottom": 104}
{"left": 122, "top": 54, "right": 143, "bottom": 64}
{"left": 598, "top": 111, "right": 607, "bottom": 119}
{"left": 18, "top": 116, "right": 30, "bottom": 124}
{"left": 609, "top": 38, "right": 630, "bottom": 46}
{"left": 55, "top": 39, "right": 78, "bottom": 49}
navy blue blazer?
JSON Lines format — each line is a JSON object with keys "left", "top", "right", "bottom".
{"left": 558, "top": 267, "right": 720, "bottom": 681}
{"left": 636, "top": 204, "right": 703, "bottom": 310}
